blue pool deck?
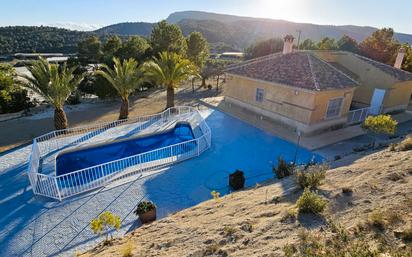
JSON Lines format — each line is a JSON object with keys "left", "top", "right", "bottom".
{"left": 0, "top": 108, "right": 321, "bottom": 256}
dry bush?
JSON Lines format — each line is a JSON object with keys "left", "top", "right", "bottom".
{"left": 367, "top": 211, "right": 386, "bottom": 230}
{"left": 120, "top": 240, "right": 134, "bottom": 257}
{"left": 283, "top": 222, "right": 412, "bottom": 257}
{"left": 397, "top": 135, "right": 412, "bottom": 151}
{"left": 273, "top": 156, "right": 294, "bottom": 179}
{"left": 294, "top": 164, "right": 328, "bottom": 189}
{"left": 296, "top": 188, "right": 327, "bottom": 214}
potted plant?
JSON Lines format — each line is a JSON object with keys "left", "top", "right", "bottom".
{"left": 134, "top": 200, "right": 156, "bottom": 224}
{"left": 229, "top": 169, "right": 245, "bottom": 190}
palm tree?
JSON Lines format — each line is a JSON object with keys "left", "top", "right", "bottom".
{"left": 144, "top": 52, "right": 198, "bottom": 109}
{"left": 21, "top": 57, "right": 84, "bottom": 130}
{"left": 95, "top": 58, "right": 144, "bottom": 120}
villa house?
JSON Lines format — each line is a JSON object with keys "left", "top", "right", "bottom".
{"left": 224, "top": 36, "right": 412, "bottom": 135}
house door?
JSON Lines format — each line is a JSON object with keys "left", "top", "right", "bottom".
{"left": 370, "top": 88, "right": 385, "bottom": 115}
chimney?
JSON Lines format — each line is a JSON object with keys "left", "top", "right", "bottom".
{"left": 283, "top": 35, "right": 295, "bottom": 54}
{"left": 394, "top": 47, "right": 406, "bottom": 69}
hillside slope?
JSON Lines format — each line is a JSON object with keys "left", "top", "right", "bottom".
{"left": 82, "top": 143, "right": 412, "bottom": 256}
{"left": 2, "top": 11, "right": 412, "bottom": 54}
{"left": 167, "top": 11, "right": 412, "bottom": 46}
{"left": 0, "top": 26, "right": 91, "bottom": 54}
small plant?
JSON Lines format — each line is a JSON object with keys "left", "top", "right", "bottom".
{"left": 367, "top": 210, "right": 386, "bottom": 230}
{"left": 121, "top": 240, "right": 134, "bottom": 257}
{"left": 294, "top": 164, "right": 327, "bottom": 189}
{"left": 362, "top": 115, "right": 398, "bottom": 147}
{"left": 133, "top": 201, "right": 156, "bottom": 215}
{"left": 296, "top": 188, "right": 327, "bottom": 214}
{"left": 397, "top": 135, "right": 412, "bottom": 151}
{"left": 281, "top": 208, "right": 298, "bottom": 223}
{"left": 211, "top": 190, "right": 220, "bottom": 199}
{"left": 397, "top": 226, "right": 412, "bottom": 242}
{"left": 90, "top": 211, "right": 121, "bottom": 242}
{"left": 283, "top": 243, "right": 297, "bottom": 257}
{"left": 223, "top": 225, "right": 237, "bottom": 236}
{"left": 341, "top": 187, "right": 353, "bottom": 195}
{"left": 273, "top": 156, "right": 294, "bottom": 179}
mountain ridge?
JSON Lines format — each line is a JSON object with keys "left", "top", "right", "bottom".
{"left": 1, "top": 10, "right": 411, "bottom": 54}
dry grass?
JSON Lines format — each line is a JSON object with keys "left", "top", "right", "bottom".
{"left": 80, "top": 149, "right": 412, "bottom": 257}
{"left": 397, "top": 135, "right": 412, "bottom": 151}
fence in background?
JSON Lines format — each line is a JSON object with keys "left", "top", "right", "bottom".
{"left": 347, "top": 106, "right": 382, "bottom": 125}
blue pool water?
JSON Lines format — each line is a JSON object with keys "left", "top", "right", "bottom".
{"left": 56, "top": 123, "right": 195, "bottom": 176}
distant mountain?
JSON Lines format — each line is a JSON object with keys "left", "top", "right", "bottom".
{"left": 1, "top": 11, "right": 411, "bottom": 55}
{"left": 166, "top": 11, "right": 412, "bottom": 47}
{"left": 94, "top": 22, "right": 153, "bottom": 36}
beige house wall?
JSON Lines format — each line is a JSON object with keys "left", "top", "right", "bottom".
{"left": 224, "top": 74, "right": 355, "bottom": 134}
{"left": 224, "top": 74, "right": 316, "bottom": 124}
{"left": 383, "top": 81, "right": 412, "bottom": 112}
{"left": 315, "top": 51, "right": 412, "bottom": 112}
{"left": 311, "top": 89, "right": 355, "bottom": 123}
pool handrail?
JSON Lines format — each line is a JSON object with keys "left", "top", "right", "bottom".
{"left": 27, "top": 106, "right": 211, "bottom": 201}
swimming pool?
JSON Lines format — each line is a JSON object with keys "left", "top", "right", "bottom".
{"left": 27, "top": 107, "right": 212, "bottom": 200}
{"left": 56, "top": 123, "right": 195, "bottom": 176}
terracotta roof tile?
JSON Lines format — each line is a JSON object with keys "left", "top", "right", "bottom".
{"left": 226, "top": 52, "right": 357, "bottom": 91}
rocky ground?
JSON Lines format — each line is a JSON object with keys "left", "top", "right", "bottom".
{"left": 81, "top": 138, "right": 412, "bottom": 257}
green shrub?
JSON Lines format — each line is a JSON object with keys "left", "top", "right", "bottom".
{"left": 66, "top": 90, "right": 82, "bottom": 105}
{"left": 92, "top": 74, "right": 117, "bottom": 99}
{"left": 0, "top": 64, "right": 32, "bottom": 113}
{"left": 133, "top": 201, "right": 156, "bottom": 215}
{"left": 362, "top": 114, "right": 398, "bottom": 135}
{"left": 296, "top": 188, "right": 327, "bottom": 214}
{"left": 294, "top": 164, "right": 327, "bottom": 189}
{"left": 362, "top": 115, "right": 397, "bottom": 147}
{"left": 90, "top": 211, "right": 121, "bottom": 242}
{"left": 273, "top": 156, "right": 294, "bottom": 179}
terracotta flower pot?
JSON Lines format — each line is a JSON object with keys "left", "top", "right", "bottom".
{"left": 138, "top": 208, "right": 156, "bottom": 224}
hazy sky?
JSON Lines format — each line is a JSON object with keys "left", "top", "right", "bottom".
{"left": 1, "top": 0, "right": 411, "bottom": 33}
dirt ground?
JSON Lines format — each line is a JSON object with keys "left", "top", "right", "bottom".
{"left": 0, "top": 82, "right": 222, "bottom": 153}
{"left": 79, "top": 144, "right": 412, "bottom": 257}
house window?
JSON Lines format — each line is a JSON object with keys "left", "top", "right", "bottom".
{"left": 256, "top": 88, "right": 264, "bottom": 103}
{"left": 326, "top": 97, "right": 343, "bottom": 118}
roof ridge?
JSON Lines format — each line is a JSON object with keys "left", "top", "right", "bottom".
{"left": 225, "top": 52, "right": 282, "bottom": 71}
{"left": 311, "top": 53, "right": 360, "bottom": 85}
{"left": 306, "top": 54, "right": 320, "bottom": 91}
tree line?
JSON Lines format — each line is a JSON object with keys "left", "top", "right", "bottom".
{"left": 245, "top": 28, "right": 412, "bottom": 72}
{"left": 4, "top": 21, "right": 233, "bottom": 130}
{"left": 0, "top": 26, "right": 90, "bottom": 54}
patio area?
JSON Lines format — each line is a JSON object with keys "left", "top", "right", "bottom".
{"left": 0, "top": 108, "right": 320, "bottom": 256}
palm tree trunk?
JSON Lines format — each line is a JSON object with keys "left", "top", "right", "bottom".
{"left": 216, "top": 75, "right": 220, "bottom": 91}
{"left": 166, "top": 86, "right": 175, "bottom": 109}
{"left": 119, "top": 98, "right": 129, "bottom": 120}
{"left": 191, "top": 78, "right": 195, "bottom": 93}
{"left": 54, "top": 107, "right": 68, "bottom": 130}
